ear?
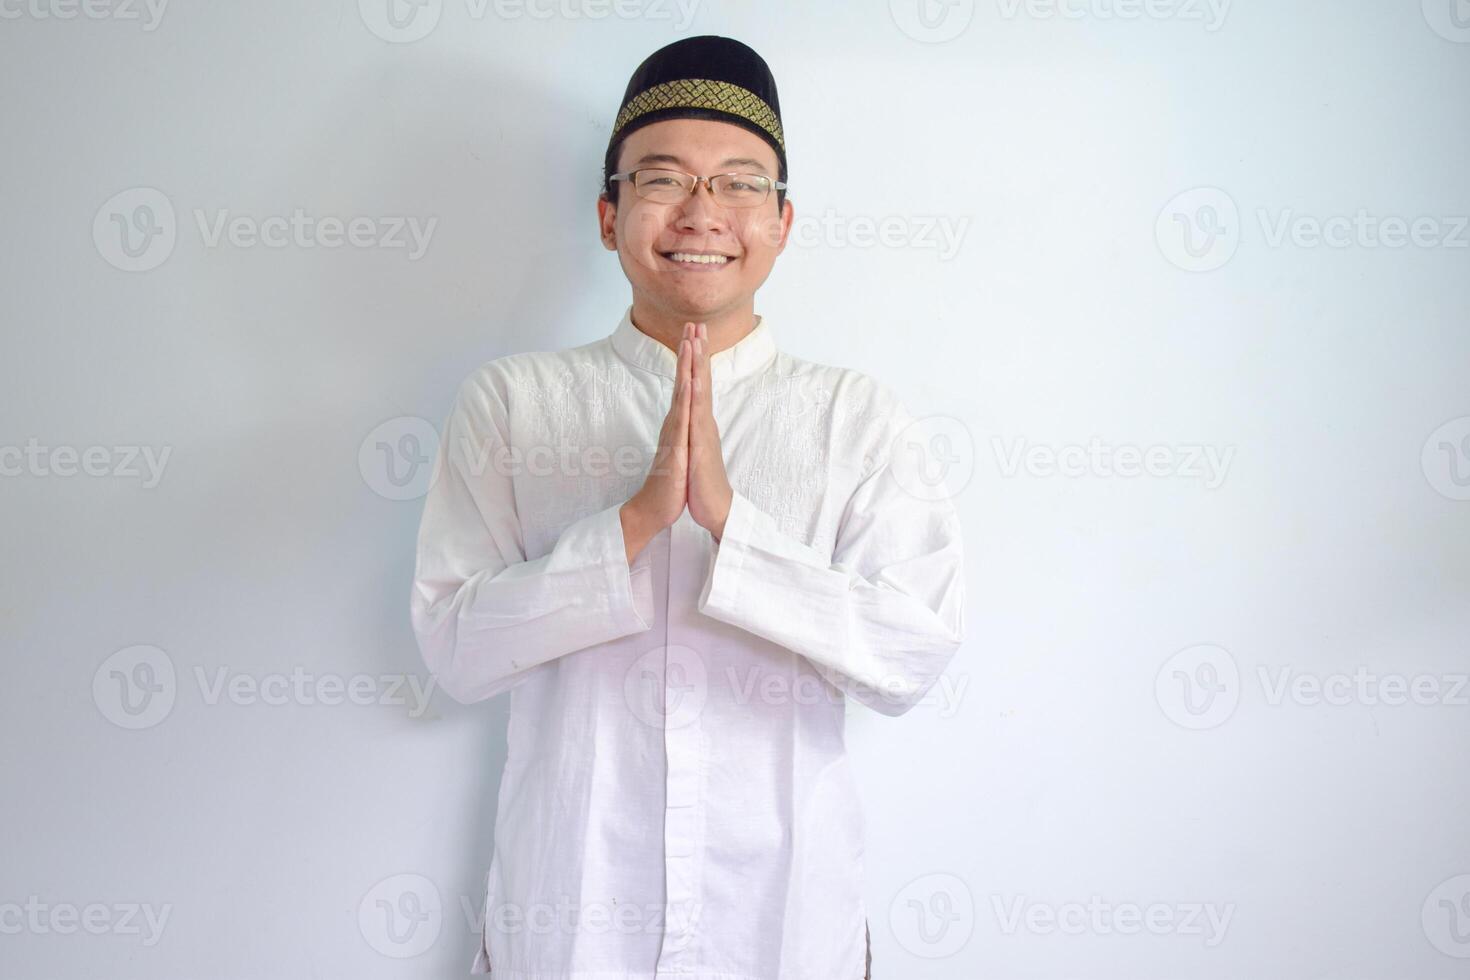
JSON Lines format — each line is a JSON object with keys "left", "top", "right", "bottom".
{"left": 773, "top": 196, "right": 795, "bottom": 255}
{"left": 596, "top": 193, "right": 618, "bottom": 251}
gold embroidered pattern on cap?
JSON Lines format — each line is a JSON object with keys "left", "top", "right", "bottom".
{"left": 612, "top": 78, "right": 785, "bottom": 150}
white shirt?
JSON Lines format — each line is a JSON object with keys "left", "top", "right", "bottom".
{"left": 410, "top": 305, "right": 966, "bottom": 980}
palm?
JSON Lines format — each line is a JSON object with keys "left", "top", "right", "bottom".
{"left": 684, "top": 322, "right": 733, "bottom": 539}
{"left": 625, "top": 321, "right": 733, "bottom": 544}
{"left": 637, "top": 345, "right": 693, "bottom": 529}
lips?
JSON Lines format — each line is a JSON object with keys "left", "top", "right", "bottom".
{"left": 660, "top": 251, "right": 736, "bottom": 267}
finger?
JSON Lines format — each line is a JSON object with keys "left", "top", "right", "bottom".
{"left": 693, "top": 323, "right": 710, "bottom": 412}
{"left": 680, "top": 338, "right": 693, "bottom": 501}
{"left": 675, "top": 336, "right": 692, "bottom": 443}
{"left": 664, "top": 334, "right": 687, "bottom": 433}
{"left": 656, "top": 338, "right": 682, "bottom": 474}
{"left": 680, "top": 323, "right": 694, "bottom": 396}
{"left": 690, "top": 327, "right": 700, "bottom": 396}
{"left": 667, "top": 332, "right": 684, "bottom": 415}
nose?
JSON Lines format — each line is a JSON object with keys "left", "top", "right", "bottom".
{"left": 675, "top": 178, "right": 726, "bottom": 231}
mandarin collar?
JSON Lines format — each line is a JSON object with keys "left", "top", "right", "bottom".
{"left": 610, "top": 305, "right": 777, "bottom": 388}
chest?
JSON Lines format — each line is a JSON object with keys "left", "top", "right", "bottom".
{"left": 503, "top": 367, "right": 866, "bottom": 556}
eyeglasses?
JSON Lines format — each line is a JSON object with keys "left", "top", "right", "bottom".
{"left": 609, "top": 168, "right": 787, "bottom": 209}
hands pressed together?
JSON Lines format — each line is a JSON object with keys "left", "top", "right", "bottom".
{"left": 619, "top": 321, "right": 734, "bottom": 565}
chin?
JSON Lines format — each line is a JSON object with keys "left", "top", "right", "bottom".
{"left": 646, "top": 281, "right": 727, "bottom": 308}
{"left": 675, "top": 290, "right": 736, "bottom": 313}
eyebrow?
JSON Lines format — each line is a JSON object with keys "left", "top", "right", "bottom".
{"left": 631, "top": 153, "right": 771, "bottom": 176}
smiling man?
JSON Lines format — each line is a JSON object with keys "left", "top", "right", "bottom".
{"left": 410, "top": 35, "right": 966, "bottom": 980}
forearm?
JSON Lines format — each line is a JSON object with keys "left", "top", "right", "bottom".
{"left": 695, "top": 488, "right": 965, "bottom": 716}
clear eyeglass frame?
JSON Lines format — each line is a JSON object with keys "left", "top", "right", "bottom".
{"left": 608, "top": 168, "right": 788, "bottom": 208}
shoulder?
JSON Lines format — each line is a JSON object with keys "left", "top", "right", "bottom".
{"left": 767, "top": 350, "right": 907, "bottom": 418}
{"left": 453, "top": 338, "right": 618, "bottom": 410}
{"left": 766, "top": 352, "right": 915, "bottom": 480}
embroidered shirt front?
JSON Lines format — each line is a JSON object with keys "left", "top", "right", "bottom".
{"left": 409, "top": 305, "right": 967, "bottom": 980}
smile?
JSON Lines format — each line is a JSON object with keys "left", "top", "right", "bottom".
{"left": 661, "top": 251, "right": 735, "bottom": 268}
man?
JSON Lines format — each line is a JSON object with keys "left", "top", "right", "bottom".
{"left": 410, "top": 35, "right": 965, "bottom": 979}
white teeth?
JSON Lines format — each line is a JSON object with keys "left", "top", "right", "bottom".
{"left": 667, "top": 252, "right": 730, "bottom": 265}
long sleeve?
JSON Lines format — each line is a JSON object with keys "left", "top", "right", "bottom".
{"left": 409, "top": 370, "right": 656, "bottom": 705}
{"left": 696, "top": 393, "right": 967, "bottom": 717}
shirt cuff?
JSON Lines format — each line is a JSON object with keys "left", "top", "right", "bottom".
{"left": 698, "top": 488, "right": 755, "bottom": 615}
{"left": 697, "top": 488, "right": 847, "bottom": 629}
{"left": 564, "top": 502, "right": 656, "bottom": 635}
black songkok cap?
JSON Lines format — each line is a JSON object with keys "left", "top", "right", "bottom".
{"left": 604, "top": 35, "right": 786, "bottom": 201}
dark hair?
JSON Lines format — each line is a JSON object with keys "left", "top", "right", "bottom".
{"left": 601, "top": 139, "right": 788, "bottom": 213}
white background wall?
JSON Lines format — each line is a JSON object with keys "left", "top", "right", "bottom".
{"left": 2, "top": 2, "right": 1468, "bottom": 977}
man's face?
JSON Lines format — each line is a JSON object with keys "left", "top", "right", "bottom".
{"left": 598, "top": 117, "right": 793, "bottom": 322}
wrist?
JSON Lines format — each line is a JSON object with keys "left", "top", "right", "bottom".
{"left": 711, "top": 489, "right": 733, "bottom": 542}
{"left": 620, "top": 500, "right": 656, "bottom": 559}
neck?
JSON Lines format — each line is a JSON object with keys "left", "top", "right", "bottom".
{"left": 628, "top": 294, "right": 757, "bottom": 357}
